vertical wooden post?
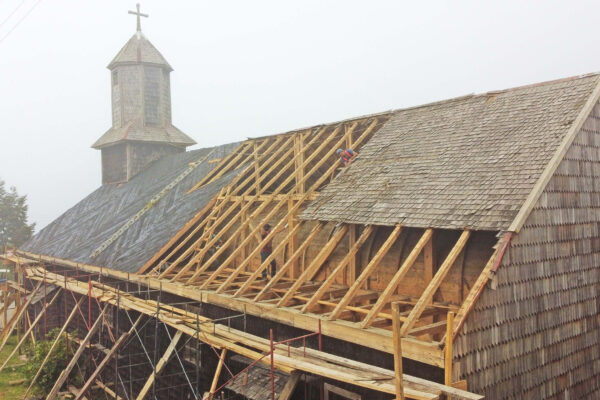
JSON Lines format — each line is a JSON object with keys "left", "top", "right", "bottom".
{"left": 347, "top": 225, "right": 357, "bottom": 285}
{"left": 287, "top": 198, "right": 297, "bottom": 279}
{"left": 2, "top": 285, "right": 7, "bottom": 329}
{"left": 445, "top": 311, "right": 455, "bottom": 388}
{"left": 270, "top": 329, "right": 275, "bottom": 400}
{"left": 391, "top": 302, "right": 404, "bottom": 400}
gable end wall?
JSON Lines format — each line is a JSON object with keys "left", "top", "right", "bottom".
{"left": 453, "top": 102, "right": 600, "bottom": 399}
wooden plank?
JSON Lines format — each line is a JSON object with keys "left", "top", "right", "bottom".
{"left": 207, "top": 348, "right": 227, "bottom": 400}
{"left": 408, "top": 320, "right": 447, "bottom": 337}
{"left": 279, "top": 370, "right": 301, "bottom": 400}
{"left": 0, "top": 288, "right": 62, "bottom": 374}
{"left": 329, "top": 225, "right": 402, "bottom": 321}
{"left": 47, "top": 304, "right": 109, "bottom": 400}
{"left": 392, "top": 303, "right": 404, "bottom": 400}
{"left": 400, "top": 231, "right": 470, "bottom": 336}
{"left": 251, "top": 222, "right": 325, "bottom": 301}
{"left": 75, "top": 315, "right": 143, "bottom": 400}
{"left": 302, "top": 226, "right": 373, "bottom": 313}
{"left": 277, "top": 225, "right": 349, "bottom": 307}
{"left": 445, "top": 312, "right": 454, "bottom": 386}
{"left": 135, "top": 330, "right": 183, "bottom": 400}
{"left": 348, "top": 224, "right": 358, "bottom": 285}
{"left": 361, "top": 229, "right": 433, "bottom": 328}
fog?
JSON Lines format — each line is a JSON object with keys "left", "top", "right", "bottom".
{"left": 1, "top": 0, "right": 600, "bottom": 230}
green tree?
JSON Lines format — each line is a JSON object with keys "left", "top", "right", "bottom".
{"left": 0, "top": 179, "right": 35, "bottom": 249}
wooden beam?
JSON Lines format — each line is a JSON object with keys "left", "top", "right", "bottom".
{"left": 0, "top": 288, "right": 62, "bottom": 374}
{"left": 347, "top": 225, "right": 358, "bottom": 285}
{"left": 445, "top": 312, "right": 454, "bottom": 387}
{"left": 251, "top": 222, "right": 325, "bottom": 301}
{"left": 361, "top": 229, "right": 433, "bottom": 329}
{"left": 302, "top": 226, "right": 373, "bottom": 313}
{"left": 287, "top": 198, "right": 298, "bottom": 279}
{"left": 47, "top": 304, "right": 109, "bottom": 400}
{"left": 392, "top": 303, "right": 404, "bottom": 400}
{"left": 207, "top": 348, "right": 227, "bottom": 400}
{"left": 400, "top": 231, "right": 470, "bottom": 336}
{"left": 329, "top": 225, "right": 402, "bottom": 321}
{"left": 408, "top": 320, "right": 447, "bottom": 337}
{"left": 277, "top": 225, "right": 348, "bottom": 307}
{"left": 75, "top": 315, "right": 143, "bottom": 400}
{"left": 279, "top": 370, "right": 301, "bottom": 400}
{"left": 135, "top": 330, "right": 183, "bottom": 400}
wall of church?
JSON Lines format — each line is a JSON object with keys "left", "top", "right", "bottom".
{"left": 101, "top": 143, "right": 127, "bottom": 184}
{"left": 127, "top": 142, "right": 183, "bottom": 180}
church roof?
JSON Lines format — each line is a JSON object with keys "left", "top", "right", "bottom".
{"left": 21, "top": 144, "right": 239, "bottom": 272}
{"left": 302, "top": 73, "right": 600, "bottom": 231}
{"left": 92, "top": 121, "right": 197, "bottom": 149}
{"left": 108, "top": 32, "right": 172, "bottom": 71}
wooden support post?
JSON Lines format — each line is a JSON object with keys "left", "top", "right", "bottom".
{"left": 445, "top": 311, "right": 454, "bottom": 388}
{"left": 361, "top": 229, "right": 433, "bottom": 329}
{"left": 136, "top": 330, "right": 183, "bottom": 400}
{"left": 329, "top": 225, "right": 402, "bottom": 321}
{"left": 2, "top": 285, "right": 7, "bottom": 328}
{"left": 0, "top": 288, "right": 62, "bottom": 374}
{"left": 277, "top": 225, "right": 348, "bottom": 307}
{"left": 392, "top": 302, "right": 404, "bottom": 400}
{"left": 208, "top": 349, "right": 227, "bottom": 400}
{"left": 287, "top": 198, "right": 298, "bottom": 279}
{"left": 75, "top": 315, "right": 143, "bottom": 400}
{"left": 347, "top": 225, "right": 357, "bottom": 285}
{"left": 400, "top": 231, "right": 470, "bottom": 336}
{"left": 47, "top": 304, "right": 109, "bottom": 400}
{"left": 302, "top": 226, "right": 373, "bottom": 313}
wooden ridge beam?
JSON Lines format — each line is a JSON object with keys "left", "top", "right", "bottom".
{"left": 277, "top": 225, "right": 349, "bottom": 307}
{"left": 361, "top": 229, "right": 433, "bottom": 329}
{"left": 329, "top": 225, "right": 402, "bottom": 321}
{"left": 302, "top": 226, "right": 373, "bottom": 313}
{"left": 400, "top": 231, "right": 470, "bottom": 336}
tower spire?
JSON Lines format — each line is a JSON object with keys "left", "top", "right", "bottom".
{"left": 128, "top": 3, "right": 148, "bottom": 33}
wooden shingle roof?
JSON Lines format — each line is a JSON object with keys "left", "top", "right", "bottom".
{"left": 108, "top": 32, "right": 172, "bottom": 70}
{"left": 302, "top": 74, "right": 600, "bottom": 231}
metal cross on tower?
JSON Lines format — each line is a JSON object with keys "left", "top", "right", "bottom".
{"left": 128, "top": 3, "right": 148, "bottom": 32}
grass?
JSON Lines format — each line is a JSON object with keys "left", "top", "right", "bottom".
{"left": 0, "top": 335, "right": 28, "bottom": 400}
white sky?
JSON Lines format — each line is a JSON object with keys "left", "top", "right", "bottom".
{"left": 1, "top": 0, "right": 600, "bottom": 231}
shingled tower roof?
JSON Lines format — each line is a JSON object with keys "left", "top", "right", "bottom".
{"left": 107, "top": 32, "right": 173, "bottom": 71}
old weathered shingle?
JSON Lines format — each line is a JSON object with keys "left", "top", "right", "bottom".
{"left": 302, "top": 74, "right": 600, "bottom": 231}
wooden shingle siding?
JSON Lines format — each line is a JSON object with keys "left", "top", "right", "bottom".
{"left": 453, "top": 103, "right": 600, "bottom": 399}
